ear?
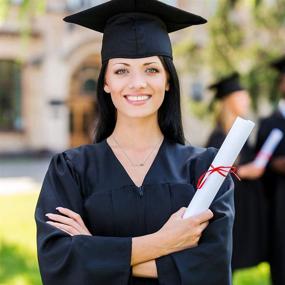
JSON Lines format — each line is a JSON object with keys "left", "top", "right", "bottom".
{"left": 104, "top": 82, "right": 111, "bottom": 93}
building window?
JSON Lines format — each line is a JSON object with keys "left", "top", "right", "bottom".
{"left": 78, "top": 66, "right": 99, "bottom": 96}
{"left": 82, "top": 79, "right": 97, "bottom": 94}
{"left": 0, "top": 60, "right": 22, "bottom": 131}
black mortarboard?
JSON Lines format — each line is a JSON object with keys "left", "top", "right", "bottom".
{"left": 271, "top": 55, "right": 285, "bottom": 74}
{"left": 63, "top": 0, "right": 207, "bottom": 63}
{"left": 208, "top": 73, "right": 244, "bottom": 100}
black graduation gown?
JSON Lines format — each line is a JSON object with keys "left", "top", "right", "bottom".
{"left": 206, "top": 127, "right": 268, "bottom": 270}
{"left": 35, "top": 138, "right": 234, "bottom": 285}
{"left": 256, "top": 111, "right": 285, "bottom": 285}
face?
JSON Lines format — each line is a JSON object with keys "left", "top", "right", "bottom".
{"left": 104, "top": 56, "right": 169, "bottom": 119}
{"left": 223, "top": 90, "right": 251, "bottom": 117}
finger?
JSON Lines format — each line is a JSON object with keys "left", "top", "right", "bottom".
{"left": 46, "top": 221, "right": 80, "bottom": 236}
{"left": 174, "top": 207, "right": 187, "bottom": 218}
{"left": 199, "top": 221, "right": 210, "bottom": 233}
{"left": 56, "top": 207, "right": 86, "bottom": 227}
{"left": 46, "top": 221, "right": 74, "bottom": 236}
{"left": 46, "top": 213, "right": 82, "bottom": 233}
{"left": 195, "top": 210, "right": 214, "bottom": 224}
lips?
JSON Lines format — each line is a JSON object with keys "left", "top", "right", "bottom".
{"left": 124, "top": 95, "right": 151, "bottom": 105}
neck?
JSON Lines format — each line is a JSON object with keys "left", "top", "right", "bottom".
{"left": 110, "top": 113, "right": 164, "bottom": 149}
{"left": 278, "top": 98, "right": 285, "bottom": 117}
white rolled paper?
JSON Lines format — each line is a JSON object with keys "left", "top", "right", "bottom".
{"left": 253, "top": 128, "right": 283, "bottom": 168}
{"left": 183, "top": 117, "right": 255, "bottom": 218}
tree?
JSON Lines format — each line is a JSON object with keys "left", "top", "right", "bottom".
{"left": 0, "top": 0, "right": 46, "bottom": 25}
{"left": 176, "top": 0, "right": 285, "bottom": 111}
{"left": 207, "top": 0, "right": 285, "bottom": 109}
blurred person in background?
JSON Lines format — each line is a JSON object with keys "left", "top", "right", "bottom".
{"left": 256, "top": 55, "right": 285, "bottom": 285}
{"left": 34, "top": 1, "right": 235, "bottom": 285}
{"left": 205, "top": 73, "right": 268, "bottom": 271}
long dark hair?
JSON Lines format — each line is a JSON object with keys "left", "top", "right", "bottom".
{"left": 93, "top": 56, "right": 185, "bottom": 145}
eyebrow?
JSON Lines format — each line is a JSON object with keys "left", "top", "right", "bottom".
{"left": 112, "top": 62, "right": 160, "bottom": 66}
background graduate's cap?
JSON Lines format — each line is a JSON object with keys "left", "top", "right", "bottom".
{"left": 63, "top": 0, "right": 207, "bottom": 63}
{"left": 271, "top": 56, "right": 285, "bottom": 74}
{"left": 208, "top": 72, "right": 244, "bottom": 100}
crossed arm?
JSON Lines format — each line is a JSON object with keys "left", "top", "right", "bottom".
{"left": 45, "top": 206, "right": 213, "bottom": 278}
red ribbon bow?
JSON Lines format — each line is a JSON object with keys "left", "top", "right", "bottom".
{"left": 197, "top": 165, "right": 241, "bottom": 190}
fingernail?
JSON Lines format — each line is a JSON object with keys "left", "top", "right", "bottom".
{"left": 45, "top": 213, "right": 51, "bottom": 216}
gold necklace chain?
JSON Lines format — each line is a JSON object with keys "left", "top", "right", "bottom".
{"left": 111, "top": 135, "right": 164, "bottom": 167}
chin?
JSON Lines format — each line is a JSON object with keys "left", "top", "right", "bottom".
{"left": 122, "top": 110, "right": 158, "bottom": 119}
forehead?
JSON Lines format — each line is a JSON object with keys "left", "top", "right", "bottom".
{"left": 108, "top": 56, "right": 161, "bottom": 66}
{"left": 229, "top": 90, "right": 249, "bottom": 98}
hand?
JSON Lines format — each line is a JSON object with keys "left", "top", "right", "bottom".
{"left": 271, "top": 156, "right": 285, "bottom": 175}
{"left": 45, "top": 207, "right": 92, "bottom": 236}
{"left": 156, "top": 207, "right": 213, "bottom": 255}
{"left": 237, "top": 162, "right": 265, "bottom": 180}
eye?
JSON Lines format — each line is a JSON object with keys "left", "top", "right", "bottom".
{"left": 146, "top": 67, "right": 159, "bottom": 73}
{"left": 114, "top": 68, "right": 128, "bottom": 75}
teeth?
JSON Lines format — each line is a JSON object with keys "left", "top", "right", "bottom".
{"left": 126, "top": 95, "right": 150, "bottom": 102}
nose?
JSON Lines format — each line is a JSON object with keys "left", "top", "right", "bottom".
{"left": 128, "top": 71, "right": 147, "bottom": 89}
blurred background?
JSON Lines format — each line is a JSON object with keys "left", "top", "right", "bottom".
{"left": 0, "top": 0, "right": 284, "bottom": 284}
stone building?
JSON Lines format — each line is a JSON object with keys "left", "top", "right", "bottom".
{"left": 0, "top": 0, "right": 211, "bottom": 154}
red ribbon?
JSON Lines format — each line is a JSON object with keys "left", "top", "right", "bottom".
{"left": 197, "top": 164, "right": 241, "bottom": 190}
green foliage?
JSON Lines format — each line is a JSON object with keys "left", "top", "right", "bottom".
{"left": 180, "top": 0, "right": 285, "bottom": 110}
{"left": 233, "top": 263, "right": 271, "bottom": 285}
{"left": 0, "top": 0, "right": 9, "bottom": 22}
{"left": 0, "top": 0, "right": 46, "bottom": 24}
{"left": 0, "top": 241, "right": 41, "bottom": 285}
{"left": 212, "top": 0, "right": 284, "bottom": 107}
{"left": 206, "top": 0, "right": 245, "bottom": 76}
{"left": 0, "top": 193, "right": 42, "bottom": 285}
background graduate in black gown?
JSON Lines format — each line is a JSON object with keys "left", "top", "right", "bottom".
{"left": 206, "top": 73, "right": 268, "bottom": 270}
{"left": 256, "top": 55, "right": 285, "bottom": 285}
{"left": 35, "top": 1, "right": 235, "bottom": 285}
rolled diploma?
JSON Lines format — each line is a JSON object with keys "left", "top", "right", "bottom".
{"left": 183, "top": 117, "right": 255, "bottom": 219}
{"left": 253, "top": 128, "right": 283, "bottom": 168}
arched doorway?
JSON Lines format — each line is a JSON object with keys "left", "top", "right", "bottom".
{"left": 68, "top": 55, "right": 100, "bottom": 147}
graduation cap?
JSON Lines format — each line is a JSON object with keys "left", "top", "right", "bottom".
{"left": 271, "top": 56, "right": 285, "bottom": 74}
{"left": 208, "top": 72, "right": 245, "bottom": 100}
{"left": 63, "top": 0, "right": 207, "bottom": 63}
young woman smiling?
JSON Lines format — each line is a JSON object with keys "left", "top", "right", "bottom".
{"left": 35, "top": 1, "right": 234, "bottom": 285}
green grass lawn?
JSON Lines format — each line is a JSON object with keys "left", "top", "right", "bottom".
{"left": 0, "top": 192, "right": 271, "bottom": 285}
{"left": 0, "top": 192, "right": 41, "bottom": 285}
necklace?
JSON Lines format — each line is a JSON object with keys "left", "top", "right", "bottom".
{"left": 111, "top": 135, "right": 164, "bottom": 167}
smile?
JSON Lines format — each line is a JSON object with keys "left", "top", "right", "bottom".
{"left": 124, "top": 95, "right": 152, "bottom": 104}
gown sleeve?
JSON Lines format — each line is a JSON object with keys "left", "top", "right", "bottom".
{"left": 155, "top": 147, "right": 235, "bottom": 285}
{"left": 35, "top": 152, "right": 132, "bottom": 285}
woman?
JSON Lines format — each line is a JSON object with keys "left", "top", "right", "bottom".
{"left": 256, "top": 56, "right": 285, "bottom": 285}
{"left": 35, "top": 1, "right": 234, "bottom": 284}
{"left": 206, "top": 73, "right": 268, "bottom": 270}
